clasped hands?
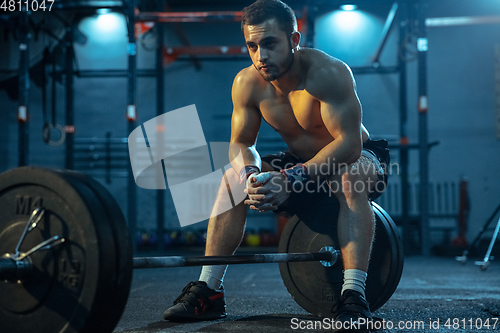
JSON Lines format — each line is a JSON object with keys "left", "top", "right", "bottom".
{"left": 244, "top": 171, "right": 291, "bottom": 212}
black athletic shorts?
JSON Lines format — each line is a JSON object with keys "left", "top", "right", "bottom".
{"left": 261, "top": 139, "right": 390, "bottom": 217}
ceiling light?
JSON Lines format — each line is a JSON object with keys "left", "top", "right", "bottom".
{"left": 340, "top": 4, "right": 358, "bottom": 11}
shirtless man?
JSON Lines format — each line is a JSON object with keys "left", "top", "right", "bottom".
{"left": 163, "top": 1, "right": 389, "bottom": 330}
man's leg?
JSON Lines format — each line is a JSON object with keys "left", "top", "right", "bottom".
{"left": 333, "top": 157, "right": 377, "bottom": 290}
{"left": 205, "top": 180, "right": 248, "bottom": 257}
{"left": 164, "top": 163, "right": 274, "bottom": 321}
{"left": 200, "top": 162, "right": 275, "bottom": 289}
{"left": 198, "top": 168, "right": 248, "bottom": 292}
{"left": 329, "top": 156, "right": 379, "bottom": 331}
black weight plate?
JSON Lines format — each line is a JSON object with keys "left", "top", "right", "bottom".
{"left": 0, "top": 167, "right": 117, "bottom": 333}
{"left": 369, "top": 202, "right": 404, "bottom": 310}
{"left": 279, "top": 201, "right": 404, "bottom": 317}
{"left": 54, "top": 171, "right": 126, "bottom": 333}
{"left": 60, "top": 170, "right": 133, "bottom": 332}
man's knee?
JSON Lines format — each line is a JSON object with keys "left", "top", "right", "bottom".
{"left": 216, "top": 168, "right": 248, "bottom": 205}
{"left": 218, "top": 168, "right": 244, "bottom": 197}
{"left": 330, "top": 171, "right": 374, "bottom": 206}
{"left": 342, "top": 172, "right": 369, "bottom": 198}
{"left": 222, "top": 168, "right": 239, "bottom": 190}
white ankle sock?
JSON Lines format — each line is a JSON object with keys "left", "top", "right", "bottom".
{"left": 341, "top": 269, "right": 367, "bottom": 297}
{"left": 199, "top": 265, "right": 227, "bottom": 291}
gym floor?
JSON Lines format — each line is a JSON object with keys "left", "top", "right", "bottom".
{"left": 114, "top": 254, "right": 500, "bottom": 333}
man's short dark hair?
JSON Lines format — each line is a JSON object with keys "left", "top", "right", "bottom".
{"left": 241, "top": 0, "right": 298, "bottom": 36}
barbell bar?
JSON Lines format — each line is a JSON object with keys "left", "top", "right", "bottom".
{"left": 133, "top": 249, "right": 339, "bottom": 268}
{"left": 0, "top": 246, "right": 340, "bottom": 281}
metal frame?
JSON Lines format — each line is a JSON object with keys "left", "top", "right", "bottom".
{"left": 126, "top": 0, "right": 138, "bottom": 249}
{"left": 13, "top": 0, "right": 500, "bottom": 254}
{"left": 18, "top": 8, "right": 30, "bottom": 166}
{"left": 64, "top": 27, "right": 75, "bottom": 170}
{"left": 416, "top": 1, "right": 430, "bottom": 255}
{"left": 136, "top": 11, "right": 243, "bottom": 23}
{"left": 398, "top": 2, "right": 411, "bottom": 252}
{"left": 12, "top": 1, "right": 419, "bottom": 252}
{"left": 155, "top": 0, "right": 165, "bottom": 251}
{"left": 373, "top": 2, "right": 399, "bottom": 65}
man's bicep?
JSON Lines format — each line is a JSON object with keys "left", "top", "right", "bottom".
{"left": 320, "top": 94, "right": 362, "bottom": 142}
{"left": 314, "top": 63, "right": 362, "bottom": 141}
{"left": 229, "top": 104, "right": 262, "bottom": 171}
{"left": 230, "top": 71, "right": 262, "bottom": 146}
{"left": 230, "top": 104, "right": 261, "bottom": 146}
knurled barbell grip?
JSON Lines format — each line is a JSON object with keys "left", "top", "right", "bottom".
{"left": 0, "top": 257, "right": 17, "bottom": 281}
{"left": 133, "top": 252, "right": 336, "bottom": 269}
{"left": 0, "top": 256, "right": 32, "bottom": 281}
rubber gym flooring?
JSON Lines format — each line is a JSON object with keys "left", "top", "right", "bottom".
{"left": 114, "top": 254, "right": 500, "bottom": 333}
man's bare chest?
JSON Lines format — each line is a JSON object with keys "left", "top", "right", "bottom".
{"left": 258, "top": 90, "right": 327, "bottom": 135}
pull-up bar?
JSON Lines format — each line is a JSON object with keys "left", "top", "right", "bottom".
{"left": 426, "top": 15, "right": 500, "bottom": 27}
{"left": 136, "top": 10, "right": 303, "bottom": 23}
{"left": 136, "top": 11, "right": 243, "bottom": 23}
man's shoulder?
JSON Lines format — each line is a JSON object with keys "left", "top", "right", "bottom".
{"left": 301, "top": 48, "right": 351, "bottom": 79}
{"left": 232, "top": 66, "right": 265, "bottom": 106}
{"left": 300, "top": 48, "right": 354, "bottom": 99}
{"left": 233, "top": 66, "right": 263, "bottom": 89}
{"left": 232, "top": 66, "right": 268, "bottom": 105}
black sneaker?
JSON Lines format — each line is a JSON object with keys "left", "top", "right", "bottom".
{"left": 163, "top": 281, "right": 227, "bottom": 321}
{"left": 332, "top": 290, "right": 373, "bottom": 332}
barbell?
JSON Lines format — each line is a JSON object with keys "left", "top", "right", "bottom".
{"left": 0, "top": 166, "right": 404, "bottom": 332}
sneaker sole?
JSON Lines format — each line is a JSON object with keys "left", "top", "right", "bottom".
{"left": 163, "top": 312, "right": 227, "bottom": 322}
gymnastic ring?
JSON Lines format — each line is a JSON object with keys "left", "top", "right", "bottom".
{"left": 42, "top": 123, "right": 66, "bottom": 146}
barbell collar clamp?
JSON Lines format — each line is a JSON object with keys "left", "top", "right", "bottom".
{"left": 319, "top": 246, "right": 341, "bottom": 267}
{"left": 15, "top": 235, "right": 66, "bottom": 261}
{"left": 14, "top": 207, "right": 45, "bottom": 257}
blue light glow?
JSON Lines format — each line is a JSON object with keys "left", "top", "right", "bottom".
{"left": 315, "top": 10, "right": 384, "bottom": 66}
{"left": 78, "top": 12, "right": 127, "bottom": 44}
{"left": 94, "top": 12, "right": 124, "bottom": 34}
{"left": 326, "top": 10, "right": 365, "bottom": 33}
{"left": 96, "top": 8, "right": 111, "bottom": 15}
{"left": 340, "top": 4, "right": 358, "bottom": 11}
{"left": 75, "top": 12, "right": 128, "bottom": 69}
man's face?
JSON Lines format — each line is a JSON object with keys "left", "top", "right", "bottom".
{"left": 243, "top": 19, "right": 294, "bottom": 82}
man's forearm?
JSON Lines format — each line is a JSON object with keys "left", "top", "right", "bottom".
{"left": 229, "top": 143, "right": 262, "bottom": 174}
{"left": 302, "top": 138, "right": 361, "bottom": 180}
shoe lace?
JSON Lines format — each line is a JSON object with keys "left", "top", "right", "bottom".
{"left": 173, "top": 282, "right": 198, "bottom": 305}
{"left": 331, "top": 295, "right": 345, "bottom": 314}
{"left": 332, "top": 292, "right": 371, "bottom": 318}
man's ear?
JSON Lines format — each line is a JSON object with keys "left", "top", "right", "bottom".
{"left": 291, "top": 31, "right": 301, "bottom": 51}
